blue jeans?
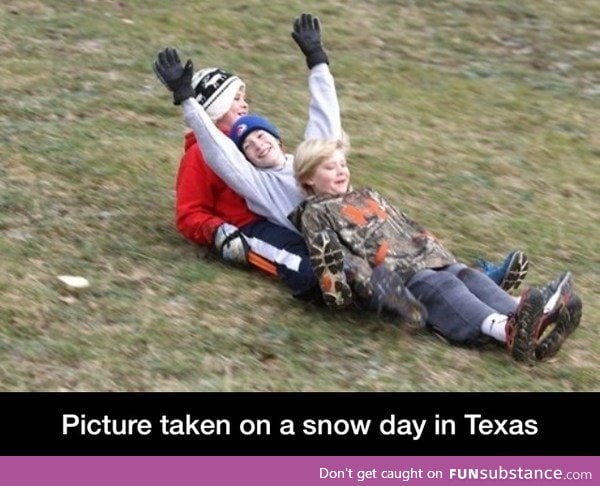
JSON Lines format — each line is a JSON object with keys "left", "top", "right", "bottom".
{"left": 407, "top": 263, "right": 517, "bottom": 343}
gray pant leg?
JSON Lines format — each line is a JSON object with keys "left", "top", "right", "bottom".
{"left": 407, "top": 269, "right": 497, "bottom": 343}
{"left": 445, "top": 263, "right": 517, "bottom": 315}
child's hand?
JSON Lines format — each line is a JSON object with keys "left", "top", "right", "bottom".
{"left": 214, "top": 223, "right": 250, "bottom": 265}
{"left": 291, "top": 13, "right": 329, "bottom": 69}
{"left": 153, "top": 47, "right": 195, "bottom": 105}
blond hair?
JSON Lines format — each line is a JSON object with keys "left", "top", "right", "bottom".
{"left": 294, "top": 135, "right": 350, "bottom": 195}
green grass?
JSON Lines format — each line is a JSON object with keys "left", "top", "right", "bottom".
{"left": 1, "top": 0, "right": 598, "bottom": 391}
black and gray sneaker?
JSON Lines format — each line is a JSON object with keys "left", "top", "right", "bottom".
{"left": 309, "top": 229, "right": 353, "bottom": 308}
{"left": 505, "top": 287, "right": 544, "bottom": 365}
{"left": 535, "top": 292, "right": 583, "bottom": 361}
{"left": 540, "top": 272, "right": 574, "bottom": 311}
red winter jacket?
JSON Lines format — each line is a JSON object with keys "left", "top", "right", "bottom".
{"left": 175, "top": 130, "right": 262, "bottom": 246}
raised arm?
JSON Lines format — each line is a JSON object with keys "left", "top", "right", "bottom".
{"left": 153, "top": 47, "right": 283, "bottom": 219}
{"left": 291, "top": 13, "right": 342, "bottom": 140}
{"left": 181, "top": 97, "right": 278, "bottom": 217}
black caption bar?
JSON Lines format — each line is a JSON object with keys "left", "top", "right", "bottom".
{"left": 1, "top": 392, "right": 597, "bottom": 455}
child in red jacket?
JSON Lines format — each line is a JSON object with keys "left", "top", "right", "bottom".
{"left": 174, "top": 66, "right": 319, "bottom": 298}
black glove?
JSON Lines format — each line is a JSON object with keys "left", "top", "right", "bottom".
{"left": 291, "top": 13, "right": 329, "bottom": 69}
{"left": 153, "top": 47, "right": 195, "bottom": 105}
{"left": 368, "top": 266, "right": 427, "bottom": 330}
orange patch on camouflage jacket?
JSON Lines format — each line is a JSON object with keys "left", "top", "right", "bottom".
{"left": 374, "top": 241, "right": 389, "bottom": 266}
{"left": 341, "top": 198, "right": 388, "bottom": 226}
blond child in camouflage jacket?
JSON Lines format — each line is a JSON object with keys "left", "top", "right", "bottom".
{"left": 289, "top": 138, "right": 582, "bottom": 365}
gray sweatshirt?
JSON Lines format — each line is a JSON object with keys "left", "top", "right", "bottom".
{"left": 181, "top": 63, "right": 342, "bottom": 233}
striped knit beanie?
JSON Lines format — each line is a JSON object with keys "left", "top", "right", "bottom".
{"left": 192, "top": 67, "right": 245, "bottom": 121}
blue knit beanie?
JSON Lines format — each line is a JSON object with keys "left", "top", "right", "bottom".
{"left": 230, "top": 114, "right": 281, "bottom": 151}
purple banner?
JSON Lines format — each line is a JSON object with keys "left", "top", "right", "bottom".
{"left": 1, "top": 456, "right": 596, "bottom": 485}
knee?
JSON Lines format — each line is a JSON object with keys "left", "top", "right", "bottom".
{"left": 444, "top": 263, "right": 469, "bottom": 276}
{"left": 408, "top": 270, "right": 457, "bottom": 300}
{"left": 457, "top": 266, "right": 482, "bottom": 281}
{"left": 409, "top": 270, "right": 482, "bottom": 344}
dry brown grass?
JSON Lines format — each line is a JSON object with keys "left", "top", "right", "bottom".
{"left": 1, "top": 0, "right": 598, "bottom": 391}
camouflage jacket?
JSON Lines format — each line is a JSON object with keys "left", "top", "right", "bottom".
{"left": 289, "top": 188, "right": 457, "bottom": 288}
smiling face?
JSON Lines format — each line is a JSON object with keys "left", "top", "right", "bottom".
{"left": 215, "top": 87, "right": 249, "bottom": 131}
{"left": 304, "top": 148, "right": 350, "bottom": 196}
{"left": 242, "top": 129, "right": 286, "bottom": 169}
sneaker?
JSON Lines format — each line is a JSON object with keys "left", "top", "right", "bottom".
{"left": 535, "top": 292, "right": 583, "bottom": 361}
{"left": 505, "top": 287, "right": 544, "bottom": 364}
{"left": 540, "top": 272, "right": 573, "bottom": 313}
{"left": 309, "top": 230, "right": 352, "bottom": 307}
{"left": 476, "top": 250, "right": 529, "bottom": 293}
{"left": 368, "top": 266, "right": 427, "bottom": 329}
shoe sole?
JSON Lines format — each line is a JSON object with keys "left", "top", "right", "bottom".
{"left": 500, "top": 251, "right": 529, "bottom": 293}
{"left": 542, "top": 272, "right": 573, "bottom": 313}
{"left": 309, "top": 231, "right": 352, "bottom": 307}
{"left": 510, "top": 288, "right": 544, "bottom": 365}
{"left": 535, "top": 294, "right": 583, "bottom": 361}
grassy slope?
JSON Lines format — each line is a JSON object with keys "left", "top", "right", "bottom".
{"left": 1, "top": 0, "right": 598, "bottom": 390}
